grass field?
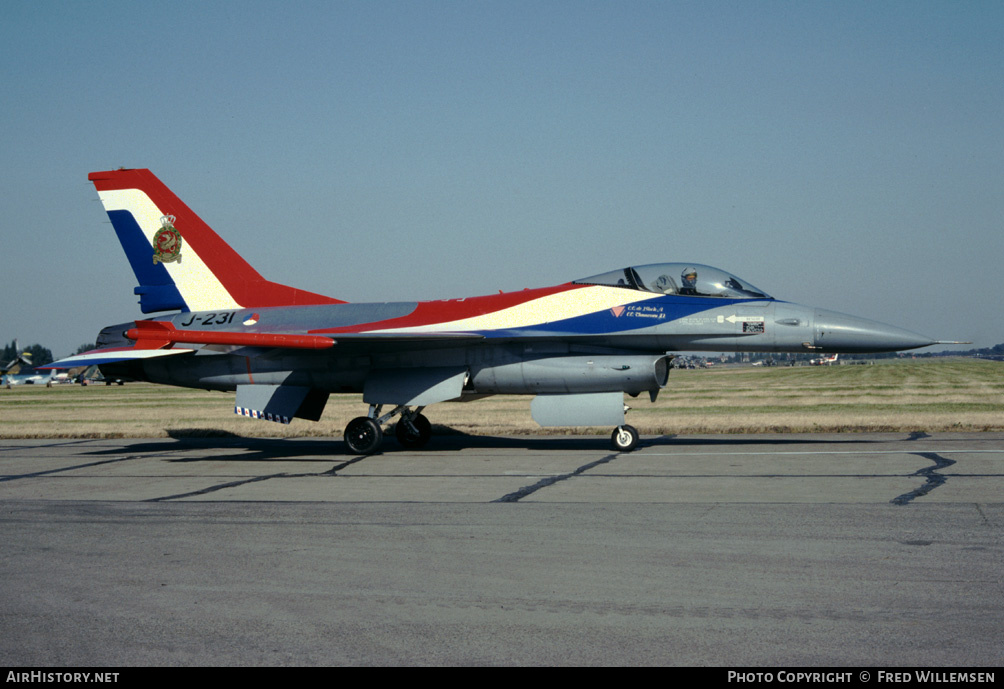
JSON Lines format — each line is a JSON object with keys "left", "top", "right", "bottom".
{"left": 1, "top": 358, "right": 1001, "bottom": 439}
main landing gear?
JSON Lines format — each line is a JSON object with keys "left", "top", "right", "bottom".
{"left": 343, "top": 404, "right": 431, "bottom": 455}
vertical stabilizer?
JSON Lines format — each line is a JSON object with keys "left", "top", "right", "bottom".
{"left": 89, "top": 169, "right": 344, "bottom": 313}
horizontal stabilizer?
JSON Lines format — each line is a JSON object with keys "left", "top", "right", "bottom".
{"left": 39, "top": 346, "right": 194, "bottom": 369}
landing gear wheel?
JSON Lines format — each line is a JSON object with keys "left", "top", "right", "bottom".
{"left": 611, "top": 424, "right": 639, "bottom": 452}
{"left": 344, "top": 416, "right": 383, "bottom": 455}
{"left": 395, "top": 413, "right": 432, "bottom": 448}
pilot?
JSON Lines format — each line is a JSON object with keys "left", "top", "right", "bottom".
{"left": 680, "top": 267, "right": 699, "bottom": 295}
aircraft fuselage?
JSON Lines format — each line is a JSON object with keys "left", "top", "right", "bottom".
{"left": 98, "top": 291, "right": 931, "bottom": 399}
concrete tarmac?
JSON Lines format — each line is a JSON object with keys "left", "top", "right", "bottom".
{"left": 1, "top": 432, "right": 1001, "bottom": 666}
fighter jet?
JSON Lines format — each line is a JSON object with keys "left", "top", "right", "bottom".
{"left": 44, "top": 169, "right": 950, "bottom": 453}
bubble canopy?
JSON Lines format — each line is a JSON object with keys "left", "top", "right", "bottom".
{"left": 573, "top": 263, "right": 771, "bottom": 299}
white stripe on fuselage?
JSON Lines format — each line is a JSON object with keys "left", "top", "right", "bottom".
{"left": 98, "top": 189, "right": 241, "bottom": 311}
{"left": 368, "top": 285, "right": 663, "bottom": 334}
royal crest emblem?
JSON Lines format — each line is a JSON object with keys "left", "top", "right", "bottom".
{"left": 152, "top": 215, "right": 182, "bottom": 264}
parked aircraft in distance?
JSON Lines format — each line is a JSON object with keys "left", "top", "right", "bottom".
{"left": 810, "top": 353, "right": 840, "bottom": 366}
{"left": 44, "top": 169, "right": 955, "bottom": 453}
{"left": 3, "top": 369, "right": 69, "bottom": 388}
{"left": 2, "top": 345, "right": 70, "bottom": 388}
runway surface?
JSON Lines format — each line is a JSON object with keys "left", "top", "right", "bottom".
{"left": 1, "top": 432, "right": 1002, "bottom": 665}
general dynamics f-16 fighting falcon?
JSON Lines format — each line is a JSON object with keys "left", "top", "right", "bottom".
{"left": 45, "top": 169, "right": 952, "bottom": 454}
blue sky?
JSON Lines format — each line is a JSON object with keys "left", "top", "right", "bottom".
{"left": 2, "top": 1, "right": 1001, "bottom": 356}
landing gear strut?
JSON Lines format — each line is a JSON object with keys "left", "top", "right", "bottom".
{"left": 395, "top": 409, "right": 432, "bottom": 448}
{"left": 342, "top": 404, "right": 432, "bottom": 454}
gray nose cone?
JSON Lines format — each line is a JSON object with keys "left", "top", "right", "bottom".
{"left": 813, "top": 308, "right": 935, "bottom": 353}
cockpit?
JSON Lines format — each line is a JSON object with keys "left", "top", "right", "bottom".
{"left": 573, "top": 263, "right": 771, "bottom": 299}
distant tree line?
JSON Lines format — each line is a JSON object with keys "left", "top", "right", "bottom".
{"left": 741, "top": 343, "right": 1004, "bottom": 362}
{"left": 1, "top": 340, "right": 53, "bottom": 368}
{"left": 913, "top": 342, "right": 1004, "bottom": 359}
{"left": 829, "top": 342, "right": 1004, "bottom": 361}
{"left": 714, "top": 341, "right": 1004, "bottom": 365}
{"left": 2, "top": 340, "right": 97, "bottom": 369}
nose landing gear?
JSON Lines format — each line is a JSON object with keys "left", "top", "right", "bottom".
{"left": 611, "top": 424, "right": 639, "bottom": 452}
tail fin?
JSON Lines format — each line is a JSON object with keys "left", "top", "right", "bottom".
{"left": 89, "top": 169, "right": 345, "bottom": 313}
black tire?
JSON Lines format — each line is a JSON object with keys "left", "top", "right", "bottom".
{"left": 611, "top": 424, "right": 639, "bottom": 452}
{"left": 344, "top": 417, "right": 383, "bottom": 455}
{"left": 395, "top": 413, "right": 432, "bottom": 448}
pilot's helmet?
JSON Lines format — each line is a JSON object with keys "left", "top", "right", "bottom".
{"left": 682, "top": 267, "right": 698, "bottom": 285}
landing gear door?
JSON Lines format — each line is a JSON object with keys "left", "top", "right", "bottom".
{"left": 363, "top": 366, "right": 468, "bottom": 406}
{"left": 530, "top": 392, "right": 625, "bottom": 427}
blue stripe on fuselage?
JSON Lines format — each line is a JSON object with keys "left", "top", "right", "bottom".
{"left": 479, "top": 296, "right": 763, "bottom": 337}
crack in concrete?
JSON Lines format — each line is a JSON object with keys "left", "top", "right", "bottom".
{"left": 493, "top": 452, "right": 622, "bottom": 503}
{"left": 149, "top": 455, "right": 370, "bottom": 501}
{"left": 0, "top": 455, "right": 143, "bottom": 482}
{"left": 891, "top": 452, "right": 957, "bottom": 505}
